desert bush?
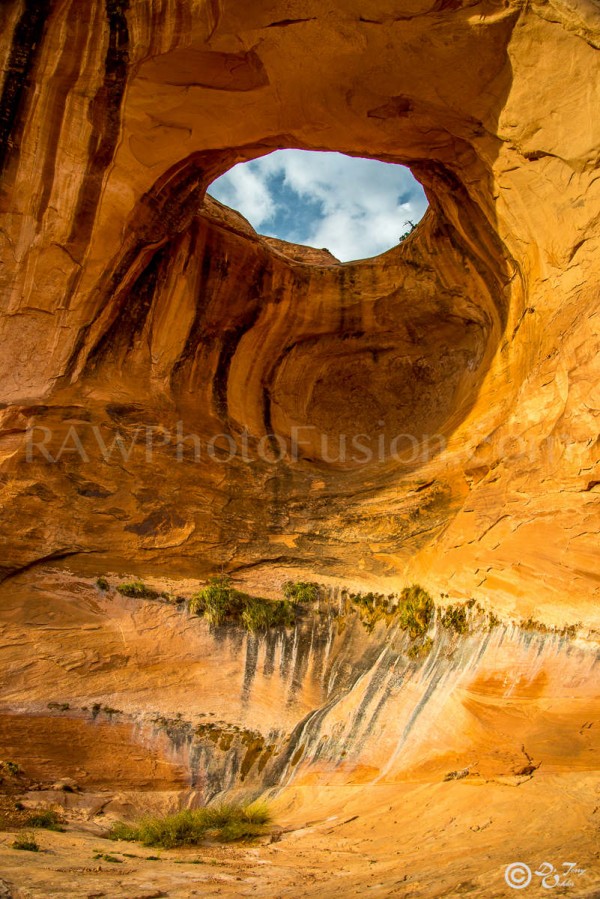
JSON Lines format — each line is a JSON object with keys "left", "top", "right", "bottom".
{"left": 519, "top": 616, "right": 551, "bottom": 633}
{"left": 440, "top": 604, "right": 468, "bottom": 634}
{"left": 241, "top": 596, "right": 294, "bottom": 631}
{"left": 116, "top": 580, "right": 163, "bottom": 600}
{"left": 189, "top": 576, "right": 243, "bottom": 624}
{"left": 397, "top": 585, "right": 435, "bottom": 639}
{"left": 399, "top": 220, "right": 417, "bottom": 241}
{"left": 349, "top": 592, "right": 393, "bottom": 633}
{"left": 519, "top": 617, "right": 578, "bottom": 639}
{"left": 108, "top": 802, "right": 271, "bottom": 849}
{"left": 12, "top": 832, "right": 39, "bottom": 851}
{"left": 488, "top": 610, "right": 500, "bottom": 628}
{"left": 282, "top": 581, "right": 321, "bottom": 603}
{"left": 93, "top": 851, "right": 122, "bottom": 863}
{"left": 107, "top": 821, "right": 139, "bottom": 842}
{"left": 560, "top": 622, "right": 579, "bottom": 638}
{"left": 96, "top": 576, "right": 110, "bottom": 591}
{"left": 190, "top": 577, "right": 294, "bottom": 632}
{"left": 26, "top": 809, "right": 65, "bottom": 832}
{"left": 407, "top": 636, "right": 433, "bottom": 659}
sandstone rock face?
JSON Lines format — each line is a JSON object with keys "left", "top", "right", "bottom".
{"left": 0, "top": 0, "right": 597, "bottom": 618}
{"left": 0, "top": 570, "right": 598, "bottom": 897}
{"left": 1, "top": 572, "right": 597, "bottom": 798}
{"left": 0, "top": 2, "right": 599, "bottom": 896}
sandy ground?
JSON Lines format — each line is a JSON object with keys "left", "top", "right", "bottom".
{"left": 1, "top": 774, "right": 599, "bottom": 898}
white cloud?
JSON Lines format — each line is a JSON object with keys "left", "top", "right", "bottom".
{"left": 208, "top": 150, "right": 427, "bottom": 262}
{"left": 209, "top": 162, "right": 275, "bottom": 228}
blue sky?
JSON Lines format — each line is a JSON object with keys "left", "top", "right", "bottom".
{"left": 208, "top": 150, "right": 428, "bottom": 262}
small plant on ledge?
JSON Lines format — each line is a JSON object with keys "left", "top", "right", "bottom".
{"left": 440, "top": 604, "right": 469, "bottom": 635}
{"left": 348, "top": 592, "right": 394, "bottom": 633}
{"left": 47, "top": 701, "right": 70, "bottom": 712}
{"left": 399, "top": 220, "right": 417, "bottom": 242}
{"left": 241, "top": 595, "right": 294, "bottom": 631}
{"left": 282, "top": 581, "right": 321, "bottom": 603}
{"left": 116, "top": 580, "right": 166, "bottom": 600}
{"left": 397, "top": 585, "right": 435, "bottom": 639}
{"left": 190, "top": 576, "right": 294, "bottom": 632}
{"left": 1, "top": 760, "right": 22, "bottom": 777}
{"left": 408, "top": 636, "right": 434, "bottom": 659}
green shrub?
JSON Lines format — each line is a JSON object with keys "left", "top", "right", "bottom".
{"left": 116, "top": 580, "right": 162, "bottom": 600}
{"left": 189, "top": 576, "right": 243, "bottom": 625}
{"left": 488, "top": 610, "right": 500, "bottom": 628}
{"left": 282, "top": 581, "right": 321, "bottom": 603}
{"left": 399, "top": 220, "right": 417, "bottom": 241}
{"left": 218, "top": 820, "right": 268, "bottom": 842}
{"left": 440, "top": 605, "right": 468, "bottom": 635}
{"left": 241, "top": 596, "right": 294, "bottom": 631}
{"left": 519, "top": 616, "right": 550, "bottom": 633}
{"left": 348, "top": 592, "right": 393, "bottom": 633}
{"left": 96, "top": 577, "right": 110, "bottom": 591}
{"left": 26, "top": 809, "right": 65, "bottom": 832}
{"left": 12, "top": 832, "right": 39, "bottom": 851}
{"left": 1, "top": 760, "right": 22, "bottom": 776}
{"left": 407, "top": 636, "right": 433, "bottom": 659}
{"left": 518, "top": 617, "right": 577, "bottom": 639}
{"left": 117, "top": 580, "right": 145, "bottom": 597}
{"left": 107, "top": 821, "right": 139, "bottom": 842}
{"left": 560, "top": 622, "right": 579, "bottom": 638}
{"left": 190, "top": 577, "right": 294, "bottom": 632}
{"left": 108, "top": 802, "right": 271, "bottom": 849}
{"left": 397, "top": 585, "right": 435, "bottom": 639}
{"left": 352, "top": 592, "right": 385, "bottom": 608}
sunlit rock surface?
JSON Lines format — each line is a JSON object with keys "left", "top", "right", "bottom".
{"left": 0, "top": 0, "right": 599, "bottom": 895}
{"left": 0, "top": 570, "right": 598, "bottom": 896}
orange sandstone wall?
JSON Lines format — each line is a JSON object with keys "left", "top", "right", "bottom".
{"left": 0, "top": 0, "right": 598, "bottom": 621}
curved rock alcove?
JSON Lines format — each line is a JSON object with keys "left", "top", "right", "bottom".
{"left": 0, "top": 1, "right": 599, "bottom": 896}
{"left": 0, "top": 0, "right": 523, "bottom": 589}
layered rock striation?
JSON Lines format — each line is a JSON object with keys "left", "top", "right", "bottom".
{"left": 0, "top": 2, "right": 599, "bottom": 894}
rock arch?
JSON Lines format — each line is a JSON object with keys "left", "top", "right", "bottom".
{"left": 0, "top": 0, "right": 598, "bottom": 615}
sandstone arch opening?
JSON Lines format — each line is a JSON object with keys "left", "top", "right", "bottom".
{"left": 186, "top": 148, "right": 498, "bottom": 477}
{"left": 207, "top": 149, "right": 428, "bottom": 263}
{"left": 0, "top": 0, "right": 563, "bottom": 594}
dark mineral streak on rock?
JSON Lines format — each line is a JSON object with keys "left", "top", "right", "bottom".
{"left": 67, "top": 0, "right": 130, "bottom": 255}
{"left": 0, "top": 0, "right": 50, "bottom": 175}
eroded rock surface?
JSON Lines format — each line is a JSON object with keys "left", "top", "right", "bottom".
{"left": 1, "top": 1, "right": 599, "bottom": 896}
{"left": 0, "top": 0, "right": 597, "bottom": 613}
{"left": 0, "top": 570, "right": 598, "bottom": 896}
